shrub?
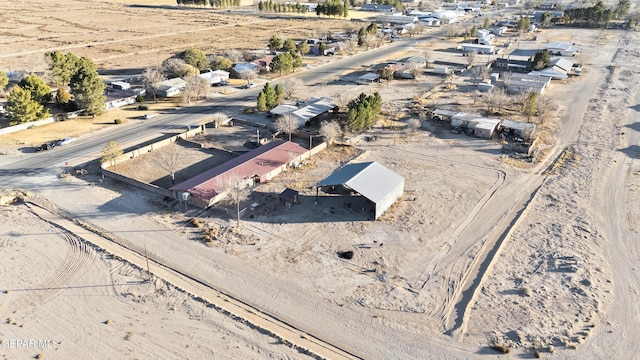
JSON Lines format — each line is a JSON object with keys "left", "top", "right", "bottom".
{"left": 36, "top": 354, "right": 44, "bottom": 360}
{"left": 114, "top": 118, "right": 123, "bottom": 124}
{"left": 137, "top": 104, "right": 148, "bottom": 111}
{"left": 135, "top": 95, "right": 144, "bottom": 103}
{"left": 520, "top": 287, "right": 532, "bottom": 297}
{"left": 534, "top": 349, "right": 541, "bottom": 358}
{"left": 104, "top": 319, "right": 112, "bottom": 325}
{"left": 490, "top": 345, "right": 510, "bottom": 354}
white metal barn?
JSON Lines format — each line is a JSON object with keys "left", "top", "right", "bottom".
{"left": 317, "top": 161, "right": 404, "bottom": 220}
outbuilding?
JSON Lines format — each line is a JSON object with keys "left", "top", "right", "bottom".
{"left": 316, "top": 161, "right": 404, "bottom": 220}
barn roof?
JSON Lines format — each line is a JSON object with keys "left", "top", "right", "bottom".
{"left": 170, "top": 140, "right": 307, "bottom": 203}
{"left": 317, "top": 161, "right": 404, "bottom": 204}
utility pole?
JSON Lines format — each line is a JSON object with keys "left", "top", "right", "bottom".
{"left": 144, "top": 244, "right": 151, "bottom": 282}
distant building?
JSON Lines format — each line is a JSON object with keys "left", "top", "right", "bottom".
{"left": 362, "top": 4, "right": 395, "bottom": 12}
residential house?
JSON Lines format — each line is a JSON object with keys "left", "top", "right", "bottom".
{"left": 199, "top": 70, "right": 230, "bottom": 85}
{"left": 362, "top": 4, "right": 395, "bottom": 12}
{"left": 157, "top": 78, "right": 187, "bottom": 97}
{"left": 506, "top": 73, "right": 551, "bottom": 94}
{"left": 104, "top": 90, "right": 137, "bottom": 111}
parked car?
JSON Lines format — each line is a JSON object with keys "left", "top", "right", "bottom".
{"left": 56, "top": 137, "right": 76, "bottom": 146}
{"left": 212, "top": 80, "right": 229, "bottom": 87}
{"left": 36, "top": 142, "right": 56, "bottom": 152}
{"left": 246, "top": 83, "right": 257, "bottom": 89}
{"left": 143, "top": 113, "right": 156, "bottom": 119}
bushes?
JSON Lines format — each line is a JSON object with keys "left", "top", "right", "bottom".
{"left": 137, "top": 104, "right": 148, "bottom": 110}
{"left": 114, "top": 118, "right": 123, "bottom": 124}
{"left": 135, "top": 95, "right": 144, "bottom": 103}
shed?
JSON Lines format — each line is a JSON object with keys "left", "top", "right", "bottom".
{"left": 498, "top": 119, "right": 536, "bottom": 140}
{"left": 356, "top": 72, "right": 380, "bottom": 85}
{"left": 451, "top": 112, "right": 481, "bottom": 128}
{"left": 473, "top": 117, "right": 501, "bottom": 138}
{"left": 317, "top": 161, "right": 404, "bottom": 220}
{"left": 279, "top": 188, "right": 299, "bottom": 207}
{"left": 431, "top": 109, "right": 458, "bottom": 121}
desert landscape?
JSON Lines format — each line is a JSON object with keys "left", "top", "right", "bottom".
{"left": 1, "top": 0, "right": 640, "bottom": 359}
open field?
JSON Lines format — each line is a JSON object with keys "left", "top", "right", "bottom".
{"left": 0, "top": 0, "right": 355, "bottom": 72}
{"left": 1, "top": 0, "right": 640, "bottom": 358}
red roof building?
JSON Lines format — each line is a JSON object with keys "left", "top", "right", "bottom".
{"left": 170, "top": 140, "right": 308, "bottom": 207}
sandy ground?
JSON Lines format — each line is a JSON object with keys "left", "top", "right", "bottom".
{"left": 1, "top": 1, "right": 640, "bottom": 359}
{"left": 0, "top": 195, "right": 307, "bottom": 359}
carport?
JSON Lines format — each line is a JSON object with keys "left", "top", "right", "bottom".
{"left": 316, "top": 161, "right": 404, "bottom": 220}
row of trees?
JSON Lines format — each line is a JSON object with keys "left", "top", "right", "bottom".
{"left": 176, "top": 0, "right": 241, "bottom": 7}
{"left": 315, "top": 0, "right": 349, "bottom": 18}
{"left": 269, "top": 36, "right": 309, "bottom": 54}
{"left": 563, "top": 0, "right": 628, "bottom": 27}
{"left": 46, "top": 51, "right": 106, "bottom": 115}
{"left": 258, "top": 0, "right": 309, "bottom": 13}
{"left": 256, "top": 82, "right": 284, "bottom": 111}
{"left": 5, "top": 52, "right": 103, "bottom": 124}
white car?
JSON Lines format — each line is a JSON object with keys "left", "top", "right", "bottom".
{"left": 246, "top": 83, "right": 257, "bottom": 89}
{"left": 57, "top": 137, "right": 76, "bottom": 146}
{"left": 144, "top": 114, "right": 156, "bottom": 119}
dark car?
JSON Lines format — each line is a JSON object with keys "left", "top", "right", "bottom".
{"left": 36, "top": 142, "right": 56, "bottom": 152}
{"left": 212, "top": 80, "right": 229, "bottom": 87}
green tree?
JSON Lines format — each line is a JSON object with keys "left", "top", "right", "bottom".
{"left": 290, "top": 50, "right": 303, "bottom": 68}
{"left": 269, "top": 35, "right": 283, "bottom": 52}
{"left": 257, "top": 91, "right": 268, "bottom": 111}
{"left": 271, "top": 53, "right": 294, "bottom": 75}
{"left": 343, "top": 0, "right": 349, "bottom": 17}
{"left": 346, "top": 92, "right": 382, "bottom": 131}
{"left": 318, "top": 42, "right": 326, "bottom": 56}
{"left": 532, "top": 50, "right": 551, "bottom": 70}
{"left": 274, "top": 83, "right": 283, "bottom": 104}
{"left": 296, "top": 41, "right": 310, "bottom": 56}
{"left": 211, "top": 55, "right": 233, "bottom": 70}
{"left": 468, "top": 25, "right": 478, "bottom": 38}
{"left": 614, "top": 0, "right": 630, "bottom": 19}
{"left": 524, "top": 93, "right": 538, "bottom": 121}
{"left": 366, "top": 22, "right": 378, "bottom": 34}
{"left": 541, "top": 12, "right": 554, "bottom": 26}
{"left": 19, "top": 74, "right": 52, "bottom": 104}
{"left": 101, "top": 141, "right": 123, "bottom": 170}
{"left": 45, "top": 51, "right": 80, "bottom": 85}
{"left": 181, "top": 49, "right": 209, "bottom": 71}
{"left": 55, "top": 86, "right": 72, "bottom": 106}
{"left": 6, "top": 86, "right": 48, "bottom": 125}
{"left": 0, "top": 71, "right": 8, "bottom": 93}
{"left": 263, "top": 82, "right": 277, "bottom": 108}
{"left": 282, "top": 38, "right": 296, "bottom": 52}
{"left": 69, "top": 57, "right": 106, "bottom": 116}
{"left": 482, "top": 17, "right": 492, "bottom": 29}
{"left": 517, "top": 16, "right": 531, "bottom": 32}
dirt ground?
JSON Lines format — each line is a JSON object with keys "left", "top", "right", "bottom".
{"left": 0, "top": 0, "right": 356, "bottom": 72}
{"left": 2, "top": 0, "right": 640, "bottom": 359}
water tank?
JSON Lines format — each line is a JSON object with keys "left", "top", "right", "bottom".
{"left": 182, "top": 192, "right": 190, "bottom": 201}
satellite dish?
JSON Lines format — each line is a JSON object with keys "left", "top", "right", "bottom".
{"left": 182, "top": 192, "right": 191, "bottom": 201}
